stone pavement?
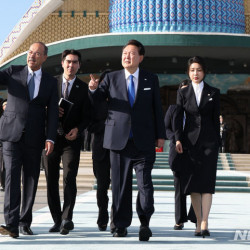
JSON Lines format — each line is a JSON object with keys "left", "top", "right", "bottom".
{"left": 0, "top": 190, "right": 250, "bottom": 250}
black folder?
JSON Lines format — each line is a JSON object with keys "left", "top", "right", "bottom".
{"left": 59, "top": 98, "right": 74, "bottom": 121}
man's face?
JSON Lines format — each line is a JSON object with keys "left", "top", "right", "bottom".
{"left": 27, "top": 43, "right": 47, "bottom": 71}
{"left": 62, "top": 54, "right": 80, "bottom": 80}
{"left": 122, "top": 45, "right": 143, "bottom": 73}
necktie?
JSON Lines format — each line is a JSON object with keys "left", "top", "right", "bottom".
{"left": 128, "top": 75, "right": 135, "bottom": 138}
{"left": 28, "top": 72, "right": 35, "bottom": 100}
{"left": 128, "top": 75, "right": 135, "bottom": 107}
{"left": 63, "top": 81, "right": 69, "bottom": 99}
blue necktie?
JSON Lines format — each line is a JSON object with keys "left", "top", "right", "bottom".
{"left": 128, "top": 75, "right": 135, "bottom": 138}
{"left": 28, "top": 72, "right": 35, "bottom": 100}
{"left": 128, "top": 75, "right": 135, "bottom": 107}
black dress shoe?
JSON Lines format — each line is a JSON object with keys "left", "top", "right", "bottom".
{"left": 194, "top": 231, "right": 202, "bottom": 236}
{"left": 98, "top": 224, "right": 107, "bottom": 231}
{"left": 60, "top": 220, "right": 74, "bottom": 235}
{"left": 110, "top": 227, "right": 116, "bottom": 234}
{"left": 49, "top": 223, "right": 61, "bottom": 232}
{"left": 201, "top": 229, "right": 210, "bottom": 238}
{"left": 139, "top": 225, "right": 152, "bottom": 241}
{"left": 0, "top": 225, "right": 19, "bottom": 238}
{"left": 19, "top": 225, "right": 33, "bottom": 235}
{"left": 113, "top": 227, "right": 127, "bottom": 237}
{"left": 174, "top": 223, "right": 184, "bottom": 230}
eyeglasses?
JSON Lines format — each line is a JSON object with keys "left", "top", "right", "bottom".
{"left": 27, "top": 50, "right": 43, "bottom": 57}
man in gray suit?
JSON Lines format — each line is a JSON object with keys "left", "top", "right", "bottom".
{"left": 0, "top": 42, "right": 58, "bottom": 238}
{"left": 89, "top": 40, "right": 165, "bottom": 241}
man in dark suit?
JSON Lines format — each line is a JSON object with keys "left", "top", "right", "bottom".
{"left": 89, "top": 40, "right": 165, "bottom": 241}
{"left": 0, "top": 42, "right": 58, "bottom": 238}
{"left": 44, "top": 49, "right": 91, "bottom": 235}
{"left": 88, "top": 70, "right": 111, "bottom": 232}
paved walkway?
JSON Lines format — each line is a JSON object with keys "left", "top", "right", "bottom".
{"left": 0, "top": 190, "right": 250, "bottom": 250}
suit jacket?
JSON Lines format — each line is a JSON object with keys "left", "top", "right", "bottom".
{"left": 164, "top": 104, "right": 182, "bottom": 171}
{"left": 87, "top": 96, "right": 108, "bottom": 161}
{"left": 0, "top": 65, "right": 58, "bottom": 149}
{"left": 92, "top": 68, "right": 166, "bottom": 151}
{"left": 56, "top": 75, "right": 90, "bottom": 136}
{"left": 176, "top": 82, "right": 220, "bottom": 148}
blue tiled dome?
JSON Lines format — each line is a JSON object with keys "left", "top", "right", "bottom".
{"left": 109, "top": 0, "right": 245, "bottom": 33}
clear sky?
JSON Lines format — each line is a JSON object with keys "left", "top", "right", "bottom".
{"left": 0, "top": 0, "right": 35, "bottom": 45}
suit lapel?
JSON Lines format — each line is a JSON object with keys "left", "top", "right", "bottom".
{"left": 186, "top": 84, "right": 199, "bottom": 111}
{"left": 134, "top": 69, "right": 144, "bottom": 105}
{"left": 199, "top": 82, "right": 210, "bottom": 109}
{"left": 68, "top": 77, "right": 80, "bottom": 101}
{"left": 118, "top": 70, "right": 129, "bottom": 102}
{"left": 20, "top": 66, "right": 30, "bottom": 101}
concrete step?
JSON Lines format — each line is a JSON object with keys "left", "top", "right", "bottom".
{"left": 131, "top": 185, "right": 250, "bottom": 192}
{"left": 130, "top": 179, "right": 250, "bottom": 187}
{"left": 37, "top": 151, "right": 95, "bottom": 191}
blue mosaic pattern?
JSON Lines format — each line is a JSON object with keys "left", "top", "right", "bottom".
{"left": 109, "top": 0, "right": 245, "bottom": 33}
{"left": 162, "top": 0, "right": 169, "bottom": 32}
{"left": 156, "top": 0, "right": 162, "bottom": 31}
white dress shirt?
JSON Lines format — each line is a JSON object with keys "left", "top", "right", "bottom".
{"left": 192, "top": 81, "right": 204, "bottom": 106}
{"left": 27, "top": 67, "right": 42, "bottom": 99}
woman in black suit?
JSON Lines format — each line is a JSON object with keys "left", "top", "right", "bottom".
{"left": 164, "top": 80, "right": 196, "bottom": 230}
{"left": 175, "top": 56, "right": 220, "bottom": 237}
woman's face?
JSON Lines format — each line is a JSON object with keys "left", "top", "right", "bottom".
{"left": 188, "top": 63, "right": 205, "bottom": 84}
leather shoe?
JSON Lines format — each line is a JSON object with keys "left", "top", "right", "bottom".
{"left": 139, "top": 225, "right": 152, "bottom": 241}
{"left": 49, "top": 223, "right": 61, "bottom": 232}
{"left": 201, "top": 229, "right": 210, "bottom": 238}
{"left": 0, "top": 225, "right": 19, "bottom": 238}
{"left": 113, "top": 227, "right": 127, "bottom": 237}
{"left": 194, "top": 231, "right": 202, "bottom": 236}
{"left": 98, "top": 224, "right": 107, "bottom": 231}
{"left": 19, "top": 225, "right": 33, "bottom": 235}
{"left": 174, "top": 223, "right": 184, "bottom": 230}
{"left": 60, "top": 220, "right": 74, "bottom": 235}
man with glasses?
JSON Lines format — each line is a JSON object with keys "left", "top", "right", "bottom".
{"left": 0, "top": 42, "right": 58, "bottom": 238}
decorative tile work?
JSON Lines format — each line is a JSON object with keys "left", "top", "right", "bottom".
{"left": 0, "top": 0, "right": 45, "bottom": 62}
{"left": 109, "top": 0, "right": 246, "bottom": 33}
{"left": 2, "top": 0, "right": 109, "bottom": 64}
{"left": 244, "top": 0, "right": 250, "bottom": 34}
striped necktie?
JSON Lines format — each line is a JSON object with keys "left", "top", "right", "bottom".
{"left": 28, "top": 72, "right": 35, "bottom": 100}
{"left": 63, "top": 81, "right": 69, "bottom": 99}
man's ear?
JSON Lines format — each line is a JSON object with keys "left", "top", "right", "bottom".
{"left": 139, "top": 55, "right": 144, "bottom": 63}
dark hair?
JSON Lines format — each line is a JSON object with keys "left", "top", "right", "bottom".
{"left": 33, "top": 42, "right": 48, "bottom": 55}
{"left": 178, "top": 79, "right": 191, "bottom": 89}
{"left": 187, "top": 56, "right": 207, "bottom": 78}
{"left": 122, "top": 39, "right": 145, "bottom": 56}
{"left": 61, "top": 49, "right": 82, "bottom": 64}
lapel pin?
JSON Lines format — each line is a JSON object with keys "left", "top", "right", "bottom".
{"left": 144, "top": 78, "right": 147, "bottom": 81}
{"left": 76, "top": 85, "right": 79, "bottom": 88}
{"left": 208, "top": 93, "right": 210, "bottom": 96}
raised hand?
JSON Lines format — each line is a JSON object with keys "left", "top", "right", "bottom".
{"left": 89, "top": 74, "right": 99, "bottom": 90}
